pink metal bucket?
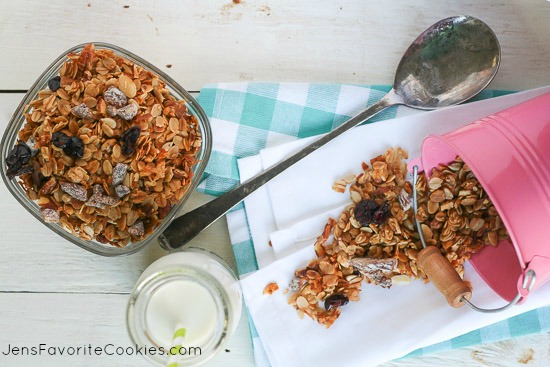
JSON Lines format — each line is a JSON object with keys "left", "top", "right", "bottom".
{"left": 408, "top": 91, "right": 550, "bottom": 306}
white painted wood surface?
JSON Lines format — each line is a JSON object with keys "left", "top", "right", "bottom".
{"left": 0, "top": 1, "right": 549, "bottom": 366}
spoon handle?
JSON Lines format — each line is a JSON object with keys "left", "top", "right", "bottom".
{"left": 158, "top": 90, "right": 402, "bottom": 251}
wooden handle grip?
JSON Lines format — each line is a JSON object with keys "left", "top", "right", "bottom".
{"left": 417, "top": 246, "right": 472, "bottom": 308}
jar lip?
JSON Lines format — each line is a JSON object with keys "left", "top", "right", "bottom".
{"left": 126, "top": 268, "right": 232, "bottom": 366}
{"left": 184, "top": 246, "right": 240, "bottom": 278}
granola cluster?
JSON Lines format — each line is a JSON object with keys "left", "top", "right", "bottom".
{"left": 284, "top": 148, "right": 508, "bottom": 328}
{"left": 6, "top": 44, "right": 202, "bottom": 247}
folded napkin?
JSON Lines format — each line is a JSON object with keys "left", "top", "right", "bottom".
{"left": 195, "top": 83, "right": 550, "bottom": 367}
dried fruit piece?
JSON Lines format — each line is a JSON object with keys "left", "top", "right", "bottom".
{"left": 107, "top": 104, "right": 118, "bottom": 117}
{"left": 115, "top": 185, "right": 131, "bottom": 198}
{"left": 349, "top": 257, "right": 397, "bottom": 288}
{"left": 60, "top": 182, "right": 88, "bottom": 201}
{"left": 40, "top": 208, "right": 60, "bottom": 223}
{"left": 71, "top": 103, "right": 94, "bottom": 119}
{"left": 51, "top": 132, "right": 84, "bottom": 158}
{"left": 353, "top": 199, "right": 390, "bottom": 226}
{"left": 5, "top": 140, "right": 33, "bottom": 179}
{"left": 263, "top": 282, "right": 279, "bottom": 295}
{"left": 112, "top": 163, "right": 128, "bottom": 185}
{"left": 117, "top": 101, "right": 138, "bottom": 120}
{"left": 128, "top": 220, "right": 145, "bottom": 237}
{"left": 324, "top": 294, "right": 349, "bottom": 310}
{"left": 120, "top": 126, "right": 141, "bottom": 156}
{"left": 47, "top": 76, "right": 61, "bottom": 91}
{"left": 86, "top": 184, "right": 120, "bottom": 209}
{"left": 103, "top": 86, "right": 128, "bottom": 108}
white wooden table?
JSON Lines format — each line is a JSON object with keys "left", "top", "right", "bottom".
{"left": 1, "top": 1, "right": 550, "bottom": 366}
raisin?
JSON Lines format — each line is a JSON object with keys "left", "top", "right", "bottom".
{"left": 31, "top": 160, "right": 47, "bottom": 188}
{"left": 324, "top": 294, "right": 349, "bottom": 310}
{"left": 68, "top": 136, "right": 84, "bottom": 158}
{"left": 47, "top": 76, "right": 61, "bottom": 91}
{"left": 51, "top": 132, "right": 71, "bottom": 149}
{"left": 5, "top": 140, "right": 32, "bottom": 178}
{"left": 51, "top": 132, "right": 84, "bottom": 158}
{"left": 354, "top": 199, "right": 391, "bottom": 226}
{"left": 120, "top": 126, "right": 141, "bottom": 156}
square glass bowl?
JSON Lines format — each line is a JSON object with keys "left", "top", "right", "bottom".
{"left": 0, "top": 42, "right": 212, "bottom": 256}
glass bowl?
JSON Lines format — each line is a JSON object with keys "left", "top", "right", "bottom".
{"left": 0, "top": 43, "right": 212, "bottom": 256}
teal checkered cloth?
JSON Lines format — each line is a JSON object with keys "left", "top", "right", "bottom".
{"left": 194, "top": 83, "right": 550, "bottom": 366}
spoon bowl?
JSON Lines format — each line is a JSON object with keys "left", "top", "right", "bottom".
{"left": 395, "top": 15, "right": 500, "bottom": 109}
{"left": 158, "top": 15, "right": 501, "bottom": 251}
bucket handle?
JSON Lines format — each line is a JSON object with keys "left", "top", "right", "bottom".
{"left": 411, "top": 165, "right": 536, "bottom": 313}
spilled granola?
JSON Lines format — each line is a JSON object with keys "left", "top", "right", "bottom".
{"left": 284, "top": 148, "right": 509, "bottom": 327}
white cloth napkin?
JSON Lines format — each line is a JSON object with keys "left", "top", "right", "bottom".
{"left": 238, "top": 86, "right": 550, "bottom": 367}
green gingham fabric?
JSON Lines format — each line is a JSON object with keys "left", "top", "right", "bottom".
{"left": 194, "top": 83, "right": 550, "bottom": 365}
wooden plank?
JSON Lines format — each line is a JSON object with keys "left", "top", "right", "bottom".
{"left": 0, "top": 293, "right": 254, "bottom": 367}
{"left": 0, "top": 0, "right": 549, "bottom": 91}
{"left": 380, "top": 332, "right": 550, "bottom": 367}
{"left": 0, "top": 94, "right": 234, "bottom": 293}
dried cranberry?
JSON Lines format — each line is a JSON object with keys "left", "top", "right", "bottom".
{"left": 354, "top": 199, "right": 391, "bottom": 226}
{"left": 120, "top": 126, "right": 141, "bottom": 156}
{"left": 5, "top": 140, "right": 32, "bottom": 178}
{"left": 373, "top": 202, "right": 390, "bottom": 224}
{"left": 51, "top": 132, "right": 84, "bottom": 158}
{"left": 47, "top": 76, "right": 61, "bottom": 91}
{"left": 324, "top": 294, "right": 349, "bottom": 310}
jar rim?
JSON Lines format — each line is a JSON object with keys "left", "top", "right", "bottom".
{"left": 126, "top": 267, "right": 232, "bottom": 366}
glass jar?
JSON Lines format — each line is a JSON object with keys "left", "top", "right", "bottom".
{"left": 126, "top": 248, "right": 242, "bottom": 366}
{"left": 0, "top": 43, "right": 212, "bottom": 256}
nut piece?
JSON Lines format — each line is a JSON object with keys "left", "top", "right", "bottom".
{"left": 117, "top": 102, "right": 138, "bottom": 120}
{"left": 103, "top": 86, "right": 128, "bottom": 108}
{"left": 118, "top": 74, "right": 137, "bottom": 98}
{"left": 288, "top": 278, "right": 301, "bottom": 291}
{"left": 115, "top": 185, "right": 131, "bottom": 198}
{"left": 107, "top": 104, "right": 118, "bottom": 117}
{"left": 349, "top": 257, "right": 397, "bottom": 288}
{"left": 85, "top": 184, "right": 120, "bottom": 209}
{"left": 112, "top": 163, "right": 128, "bottom": 185}
{"left": 60, "top": 182, "right": 88, "bottom": 201}
{"left": 398, "top": 188, "right": 412, "bottom": 211}
{"left": 71, "top": 103, "right": 94, "bottom": 119}
{"left": 391, "top": 274, "right": 411, "bottom": 286}
{"left": 128, "top": 220, "right": 145, "bottom": 237}
{"left": 40, "top": 208, "right": 60, "bottom": 223}
{"left": 263, "top": 282, "right": 279, "bottom": 295}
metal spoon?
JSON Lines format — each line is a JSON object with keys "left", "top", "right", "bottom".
{"left": 158, "top": 15, "right": 501, "bottom": 251}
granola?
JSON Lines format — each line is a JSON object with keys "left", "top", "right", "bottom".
{"left": 285, "top": 148, "right": 509, "bottom": 327}
{"left": 6, "top": 43, "right": 202, "bottom": 247}
{"left": 263, "top": 282, "right": 280, "bottom": 295}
